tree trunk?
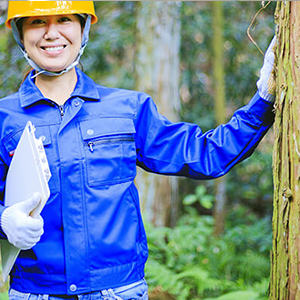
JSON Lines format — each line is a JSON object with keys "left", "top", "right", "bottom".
{"left": 270, "top": 2, "right": 300, "bottom": 299}
{"left": 134, "top": 1, "right": 182, "bottom": 227}
{"left": 211, "top": 1, "right": 227, "bottom": 236}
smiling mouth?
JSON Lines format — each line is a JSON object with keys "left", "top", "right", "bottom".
{"left": 42, "top": 46, "right": 66, "bottom": 52}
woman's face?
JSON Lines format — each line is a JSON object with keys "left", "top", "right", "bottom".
{"left": 21, "top": 14, "right": 82, "bottom": 73}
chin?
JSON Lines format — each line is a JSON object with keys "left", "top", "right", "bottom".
{"left": 43, "top": 66, "right": 68, "bottom": 73}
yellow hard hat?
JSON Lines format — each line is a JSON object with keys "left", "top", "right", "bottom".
{"left": 6, "top": 1, "right": 98, "bottom": 28}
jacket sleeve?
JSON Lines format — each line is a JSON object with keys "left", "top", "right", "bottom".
{"left": 135, "top": 91, "right": 274, "bottom": 179}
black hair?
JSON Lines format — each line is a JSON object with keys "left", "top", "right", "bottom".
{"left": 75, "top": 14, "right": 86, "bottom": 28}
{"left": 15, "top": 14, "right": 86, "bottom": 39}
{"left": 16, "top": 18, "right": 25, "bottom": 39}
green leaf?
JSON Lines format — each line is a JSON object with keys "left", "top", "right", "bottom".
{"left": 195, "top": 185, "right": 206, "bottom": 196}
{"left": 200, "top": 195, "right": 214, "bottom": 209}
{"left": 183, "top": 194, "right": 197, "bottom": 205}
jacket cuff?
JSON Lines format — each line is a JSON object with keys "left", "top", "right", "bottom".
{"left": 246, "top": 91, "right": 274, "bottom": 124}
{"left": 0, "top": 205, "right": 8, "bottom": 238}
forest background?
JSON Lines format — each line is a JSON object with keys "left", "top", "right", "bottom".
{"left": 0, "top": 1, "right": 276, "bottom": 300}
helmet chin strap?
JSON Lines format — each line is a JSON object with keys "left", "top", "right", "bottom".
{"left": 11, "top": 15, "right": 91, "bottom": 78}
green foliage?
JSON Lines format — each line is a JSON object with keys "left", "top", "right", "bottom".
{"left": 0, "top": 29, "right": 27, "bottom": 98}
{"left": 0, "top": 293, "right": 8, "bottom": 300}
{"left": 175, "top": 267, "right": 224, "bottom": 297}
{"left": 145, "top": 206, "right": 271, "bottom": 300}
{"left": 183, "top": 185, "right": 214, "bottom": 209}
{"left": 203, "top": 290, "right": 259, "bottom": 300}
{"left": 146, "top": 211, "right": 217, "bottom": 300}
{"left": 226, "top": 150, "right": 273, "bottom": 216}
{"left": 83, "top": 1, "right": 136, "bottom": 89}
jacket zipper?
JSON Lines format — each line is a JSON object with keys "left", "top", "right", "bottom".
{"left": 87, "top": 137, "right": 134, "bottom": 152}
{"left": 59, "top": 105, "right": 65, "bottom": 117}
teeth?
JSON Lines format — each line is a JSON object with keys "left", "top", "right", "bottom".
{"left": 44, "top": 46, "right": 64, "bottom": 52}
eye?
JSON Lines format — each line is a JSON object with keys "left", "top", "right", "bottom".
{"left": 59, "top": 16, "right": 72, "bottom": 23}
{"left": 30, "top": 18, "right": 45, "bottom": 25}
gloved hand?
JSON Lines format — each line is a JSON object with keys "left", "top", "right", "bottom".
{"left": 256, "top": 36, "right": 276, "bottom": 102}
{"left": 1, "top": 192, "right": 44, "bottom": 250}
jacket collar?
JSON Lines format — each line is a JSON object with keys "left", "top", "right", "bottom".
{"left": 19, "top": 68, "right": 100, "bottom": 108}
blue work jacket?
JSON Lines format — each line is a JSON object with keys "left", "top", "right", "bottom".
{"left": 0, "top": 68, "right": 274, "bottom": 294}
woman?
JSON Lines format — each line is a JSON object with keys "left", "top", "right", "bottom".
{"left": 0, "top": 1, "right": 275, "bottom": 299}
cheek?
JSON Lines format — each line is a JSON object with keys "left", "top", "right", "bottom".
{"left": 71, "top": 29, "right": 82, "bottom": 46}
{"left": 22, "top": 30, "right": 40, "bottom": 50}
{"left": 69, "top": 23, "right": 82, "bottom": 44}
{"left": 22, "top": 36, "right": 32, "bottom": 52}
{"left": 70, "top": 31, "right": 82, "bottom": 52}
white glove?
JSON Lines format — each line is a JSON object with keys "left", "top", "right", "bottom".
{"left": 1, "top": 192, "right": 44, "bottom": 250}
{"left": 256, "top": 36, "right": 276, "bottom": 102}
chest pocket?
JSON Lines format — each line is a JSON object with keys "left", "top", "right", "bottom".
{"left": 3, "top": 125, "right": 60, "bottom": 195}
{"left": 80, "top": 118, "right": 137, "bottom": 186}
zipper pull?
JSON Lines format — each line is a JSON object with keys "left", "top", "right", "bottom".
{"left": 88, "top": 142, "right": 94, "bottom": 152}
{"left": 59, "top": 105, "right": 64, "bottom": 117}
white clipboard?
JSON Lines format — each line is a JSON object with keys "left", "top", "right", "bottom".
{"left": 0, "top": 121, "right": 51, "bottom": 281}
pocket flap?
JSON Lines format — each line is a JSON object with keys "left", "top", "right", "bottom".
{"left": 80, "top": 118, "right": 136, "bottom": 141}
{"left": 3, "top": 130, "right": 23, "bottom": 154}
{"left": 3, "top": 125, "right": 52, "bottom": 157}
{"left": 34, "top": 126, "right": 52, "bottom": 146}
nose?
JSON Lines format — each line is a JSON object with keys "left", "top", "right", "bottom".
{"left": 44, "top": 23, "right": 61, "bottom": 40}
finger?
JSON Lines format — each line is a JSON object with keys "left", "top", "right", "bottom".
{"left": 19, "top": 193, "right": 41, "bottom": 214}
{"left": 23, "top": 230, "right": 43, "bottom": 243}
{"left": 26, "top": 216, "right": 44, "bottom": 232}
{"left": 16, "top": 240, "right": 38, "bottom": 250}
{"left": 25, "top": 226, "right": 44, "bottom": 239}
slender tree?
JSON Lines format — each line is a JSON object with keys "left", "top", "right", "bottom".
{"left": 270, "top": 2, "right": 300, "bottom": 299}
{"left": 134, "top": 1, "right": 181, "bottom": 227}
{"left": 211, "top": 1, "right": 227, "bottom": 236}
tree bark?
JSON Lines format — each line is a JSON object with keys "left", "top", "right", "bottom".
{"left": 134, "top": 1, "right": 181, "bottom": 227}
{"left": 211, "top": 1, "right": 227, "bottom": 236}
{"left": 270, "top": 2, "right": 300, "bottom": 299}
